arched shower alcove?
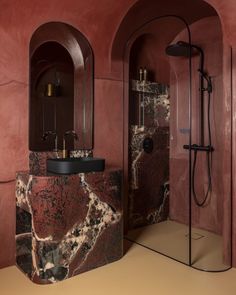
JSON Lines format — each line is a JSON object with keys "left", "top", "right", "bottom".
{"left": 110, "top": 0, "right": 232, "bottom": 272}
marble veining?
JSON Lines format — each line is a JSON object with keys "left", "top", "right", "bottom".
{"left": 146, "top": 181, "right": 169, "bottom": 224}
{"left": 128, "top": 80, "right": 169, "bottom": 229}
{"left": 70, "top": 150, "right": 93, "bottom": 158}
{"left": 129, "top": 125, "right": 156, "bottom": 190}
{"left": 131, "top": 80, "right": 169, "bottom": 95}
{"left": 16, "top": 169, "right": 122, "bottom": 284}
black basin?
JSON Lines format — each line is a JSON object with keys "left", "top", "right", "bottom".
{"left": 47, "top": 157, "right": 105, "bottom": 175}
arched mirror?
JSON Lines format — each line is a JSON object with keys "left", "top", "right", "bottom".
{"left": 29, "top": 22, "right": 93, "bottom": 151}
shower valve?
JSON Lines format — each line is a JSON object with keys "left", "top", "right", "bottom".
{"left": 183, "top": 144, "right": 214, "bottom": 152}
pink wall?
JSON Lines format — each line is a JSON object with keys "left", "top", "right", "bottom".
{"left": 1, "top": 0, "right": 236, "bottom": 268}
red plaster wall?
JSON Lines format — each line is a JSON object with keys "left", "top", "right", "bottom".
{"left": 232, "top": 48, "right": 236, "bottom": 268}
{"left": 0, "top": 0, "right": 131, "bottom": 268}
{"left": 93, "top": 78, "right": 123, "bottom": 167}
{"left": 128, "top": 18, "right": 185, "bottom": 84}
{"left": 111, "top": 0, "right": 218, "bottom": 77}
{"left": 1, "top": 0, "right": 236, "bottom": 268}
{"left": 169, "top": 17, "right": 230, "bottom": 238}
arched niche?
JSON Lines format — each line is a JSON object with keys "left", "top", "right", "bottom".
{"left": 110, "top": 0, "right": 233, "bottom": 271}
{"left": 110, "top": 0, "right": 217, "bottom": 75}
{"left": 29, "top": 22, "right": 93, "bottom": 151}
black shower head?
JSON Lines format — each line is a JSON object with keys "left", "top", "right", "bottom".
{"left": 165, "top": 41, "right": 192, "bottom": 57}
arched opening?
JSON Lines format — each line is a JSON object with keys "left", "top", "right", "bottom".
{"left": 29, "top": 22, "right": 94, "bottom": 152}
{"left": 30, "top": 41, "right": 74, "bottom": 151}
{"left": 111, "top": 0, "right": 232, "bottom": 271}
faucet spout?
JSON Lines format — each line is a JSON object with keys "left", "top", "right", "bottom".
{"left": 63, "top": 130, "right": 79, "bottom": 158}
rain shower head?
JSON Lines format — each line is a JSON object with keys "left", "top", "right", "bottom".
{"left": 165, "top": 41, "right": 192, "bottom": 57}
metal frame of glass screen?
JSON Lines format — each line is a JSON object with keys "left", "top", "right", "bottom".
{"left": 123, "top": 15, "right": 232, "bottom": 272}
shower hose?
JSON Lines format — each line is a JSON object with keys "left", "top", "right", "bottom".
{"left": 192, "top": 88, "right": 212, "bottom": 207}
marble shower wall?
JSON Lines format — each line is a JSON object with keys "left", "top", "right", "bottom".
{"left": 16, "top": 169, "right": 122, "bottom": 284}
{"left": 128, "top": 80, "right": 170, "bottom": 229}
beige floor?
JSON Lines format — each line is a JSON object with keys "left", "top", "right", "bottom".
{"left": 126, "top": 220, "right": 230, "bottom": 271}
{"left": 1, "top": 240, "right": 236, "bottom": 295}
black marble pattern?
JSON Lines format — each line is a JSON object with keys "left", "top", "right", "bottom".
{"left": 16, "top": 169, "right": 122, "bottom": 284}
{"left": 128, "top": 80, "right": 170, "bottom": 229}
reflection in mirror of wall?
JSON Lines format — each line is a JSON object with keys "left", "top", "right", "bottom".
{"left": 29, "top": 22, "right": 94, "bottom": 152}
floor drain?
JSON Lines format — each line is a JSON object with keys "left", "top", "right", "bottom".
{"left": 185, "top": 232, "right": 204, "bottom": 240}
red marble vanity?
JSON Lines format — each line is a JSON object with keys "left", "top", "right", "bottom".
{"left": 15, "top": 152, "right": 123, "bottom": 284}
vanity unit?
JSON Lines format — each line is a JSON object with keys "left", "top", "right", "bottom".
{"left": 16, "top": 153, "right": 123, "bottom": 284}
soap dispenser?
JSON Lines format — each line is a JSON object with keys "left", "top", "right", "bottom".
{"left": 143, "top": 67, "right": 147, "bottom": 82}
{"left": 139, "top": 67, "right": 143, "bottom": 81}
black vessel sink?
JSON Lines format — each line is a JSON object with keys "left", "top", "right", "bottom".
{"left": 47, "top": 157, "right": 105, "bottom": 175}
